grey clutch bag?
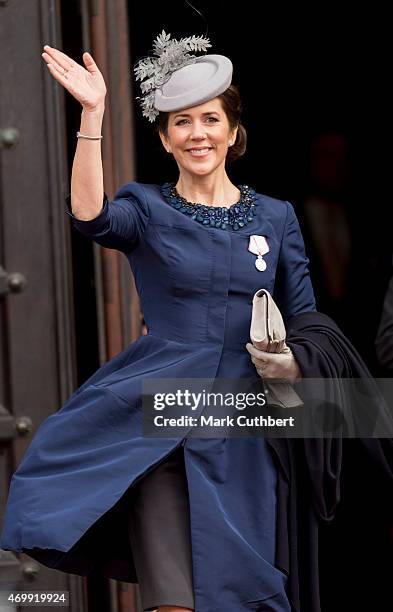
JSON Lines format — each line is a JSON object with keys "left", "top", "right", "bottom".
{"left": 250, "top": 288, "right": 303, "bottom": 409}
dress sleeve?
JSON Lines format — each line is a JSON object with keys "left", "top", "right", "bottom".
{"left": 64, "top": 181, "right": 150, "bottom": 253}
{"left": 273, "top": 201, "right": 317, "bottom": 321}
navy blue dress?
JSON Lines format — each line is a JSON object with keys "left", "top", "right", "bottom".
{"left": 0, "top": 182, "right": 316, "bottom": 611}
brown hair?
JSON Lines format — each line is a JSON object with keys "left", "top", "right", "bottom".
{"left": 157, "top": 84, "right": 247, "bottom": 164}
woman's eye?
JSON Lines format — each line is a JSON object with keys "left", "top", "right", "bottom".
{"left": 175, "top": 117, "right": 219, "bottom": 126}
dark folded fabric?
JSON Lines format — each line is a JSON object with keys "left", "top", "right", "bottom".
{"left": 266, "top": 310, "right": 393, "bottom": 612}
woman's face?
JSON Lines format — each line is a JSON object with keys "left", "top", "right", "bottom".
{"left": 159, "top": 97, "right": 237, "bottom": 177}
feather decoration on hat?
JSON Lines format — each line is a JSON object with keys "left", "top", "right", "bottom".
{"left": 134, "top": 30, "right": 211, "bottom": 122}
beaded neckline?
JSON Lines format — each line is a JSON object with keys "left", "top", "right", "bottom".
{"left": 160, "top": 182, "right": 259, "bottom": 231}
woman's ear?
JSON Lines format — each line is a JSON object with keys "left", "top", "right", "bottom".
{"left": 159, "top": 130, "right": 172, "bottom": 154}
{"left": 229, "top": 126, "right": 239, "bottom": 147}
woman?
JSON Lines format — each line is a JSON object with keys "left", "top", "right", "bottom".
{"left": 0, "top": 33, "right": 316, "bottom": 612}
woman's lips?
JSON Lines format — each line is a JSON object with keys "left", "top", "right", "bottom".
{"left": 186, "top": 147, "right": 212, "bottom": 157}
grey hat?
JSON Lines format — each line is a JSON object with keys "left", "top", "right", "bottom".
{"left": 134, "top": 31, "right": 233, "bottom": 122}
{"left": 154, "top": 54, "right": 233, "bottom": 113}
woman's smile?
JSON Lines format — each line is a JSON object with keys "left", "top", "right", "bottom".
{"left": 186, "top": 146, "right": 213, "bottom": 158}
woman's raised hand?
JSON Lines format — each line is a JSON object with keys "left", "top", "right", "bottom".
{"left": 41, "top": 45, "right": 107, "bottom": 112}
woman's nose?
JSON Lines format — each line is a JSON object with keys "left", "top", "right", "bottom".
{"left": 190, "top": 123, "right": 207, "bottom": 140}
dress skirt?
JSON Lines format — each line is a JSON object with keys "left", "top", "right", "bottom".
{"left": 127, "top": 444, "right": 195, "bottom": 611}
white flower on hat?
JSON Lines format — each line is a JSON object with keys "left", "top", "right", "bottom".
{"left": 134, "top": 30, "right": 212, "bottom": 122}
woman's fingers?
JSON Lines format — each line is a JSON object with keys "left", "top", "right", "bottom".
{"left": 42, "top": 46, "right": 100, "bottom": 76}
{"left": 41, "top": 45, "right": 107, "bottom": 110}
{"left": 45, "top": 62, "right": 71, "bottom": 85}
{"left": 82, "top": 52, "right": 100, "bottom": 74}
{"left": 42, "top": 47, "right": 83, "bottom": 94}
{"left": 41, "top": 49, "right": 77, "bottom": 85}
{"left": 41, "top": 51, "right": 65, "bottom": 75}
{"left": 245, "top": 343, "right": 268, "bottom": 359}
{"left": 246, "top": 343, "right": 281, "bottom": 378}
{"left": 43, "top": 45, "right": 75, "bottom": 70}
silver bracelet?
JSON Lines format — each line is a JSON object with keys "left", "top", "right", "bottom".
{"left": 76, "top": 131, "right": 103, "bottom": 140}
